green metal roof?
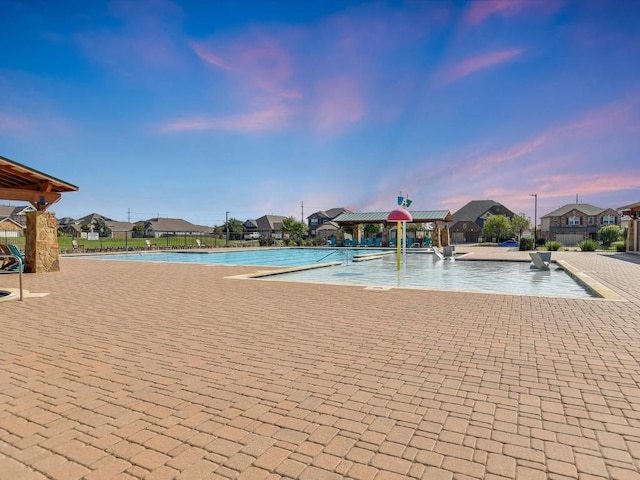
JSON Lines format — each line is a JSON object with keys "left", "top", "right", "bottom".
{"left": 332, "top": 210, "right": 452, "bottom": 224}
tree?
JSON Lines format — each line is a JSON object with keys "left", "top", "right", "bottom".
{"left": 132, "top": 222, "right": 146, "bottom": 238}
{"left": 281, "top": 216, "right": 308, "bottom": 239}
{"left": 364, "top": 224, "right": 381, "bottom": 236}
{"left": 599, "top": 225, "right": 622, "bottom": 248}
{"left": 483, "top": 215, "right": 512, "bottom": 242}
{"left": 510, "top": 213, "right": 531, "bottom": 239}
{"left": 82, "top": 218, "right": 111, "bottom": 237}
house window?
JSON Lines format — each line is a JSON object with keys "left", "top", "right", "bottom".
{"left": 310, "top": 218, "right": 318, "bottom": 225}
{"left": 602, "top": 215, "right": 616, "bottom": 225}
{"left": 588, "top": 216, "right": 594, "bottom": 225}
{"left": 568, "top": 216, "right": 581, "bottom": 226}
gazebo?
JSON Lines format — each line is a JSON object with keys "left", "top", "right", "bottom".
{"left": 620, "top": 202, "right": 640, "bottom": 253}
{"left": 332, "top": 210, "right": 453, "bottom": 247}
{"left": 0, "top": 155, "right": 78, "bottom": 272}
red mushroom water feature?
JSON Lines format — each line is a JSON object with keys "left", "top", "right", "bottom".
{"left": 387, "top": 208, "right": 413, "bottom": 270}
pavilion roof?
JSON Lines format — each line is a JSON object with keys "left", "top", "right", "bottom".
{"left": 332, "top": 210, "right": 452, "bottom": 225}
{"left": 0, "top": 155, "right": 78, "bottom": 210}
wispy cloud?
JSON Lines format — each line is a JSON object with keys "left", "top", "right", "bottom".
{"left": 0, "top": 112, "right": 31, "bottom": 136}
{"left": 464, "top": 0, "right": 565, "bottom": 25}
{"left": 163, "top": 2, "right": 443, "bottom": 135}
{"left": 160, "top": 105, "right": 291, "bottom": 133}
{"left": 434, "top": 48, "right": 524, "bottom": 84}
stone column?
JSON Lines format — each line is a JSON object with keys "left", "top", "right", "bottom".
{"left": 25, "top": 211, "right": 60, "bottom": 273}
{"left": 442, "top": 226, "right": 450, "bottom": 247}
{"left": 382, "top": 226, "right": 390, "bottom": 247}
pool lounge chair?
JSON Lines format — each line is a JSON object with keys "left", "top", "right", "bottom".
{"left": 3, "top": 244, "right": 24, "bottom": 271}
{"left": 195, "top": 239, "right": 209, "bottom": 248}
{"left": 1, "top": 244, "right": 18, "bottom": 270}
{"left": 145, "top": 239, "right": 158, "bottom": 250}
{"left": 71, "top": 239, "right": 84, "bottom": 252}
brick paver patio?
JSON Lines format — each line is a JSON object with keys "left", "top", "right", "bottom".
{"left": 1, "top": 248, "right": 639, "bottom": 479}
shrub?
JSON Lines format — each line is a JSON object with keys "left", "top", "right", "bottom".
{"left": 536, "top": 238, "right": 546, "bottom": 247}
{"left": 578, "top": 239, "right": 599, "bottom": 251}
{"left": 519, "top": 237, "right": 534, "bottom": 251}
{"left": 546, "top": 241, "right": 563, "bottom": 251}
{"left": 612, "top": 240, "right": 626, "bottom": 252}
{"left": 599, "top": 225, "right": 622, "bottom": 248}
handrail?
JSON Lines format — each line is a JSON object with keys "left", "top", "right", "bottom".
{"left": 0, "top": 253, "right": 24, "bottom": 301}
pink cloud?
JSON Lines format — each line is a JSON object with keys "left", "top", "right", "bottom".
{"left": 191, "top": 42, "right": 233, "bottom": 71}
{"left": 193, "top": 38, "right": 299, "bottom": 102}
{"left": 311, "top": 77, "right": 366, "bottom": 131}
{"left": 0, "top": 113, "right": 31, "bottom": 135}
{"left": 466, "top": 94, "right": 640, "bottom": 176}
{"left": 160, "top": 105, "right": 291, "bottom": 133}
{"left": 434, "top": 48, "right": 524, "bottom": 84}
{"left": 464, "top": 0, "right": 565, "bottom": 25}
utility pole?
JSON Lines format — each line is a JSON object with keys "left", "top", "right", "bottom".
{"left": 301, "top": 201, "right": 304, "bottom": 223}
{"left": 225, "top": 211, "right": 229, "bottom": 248}
{"left": 530, "top": 193, "right": 538, "bottom": 248}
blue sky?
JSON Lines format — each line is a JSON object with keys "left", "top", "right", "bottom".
{"left": 1, "top": 0, "right": 639, "bottom": 227}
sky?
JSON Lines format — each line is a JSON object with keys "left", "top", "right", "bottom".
{"left": 1, "top": 0, "right": 639, "bottom": 227}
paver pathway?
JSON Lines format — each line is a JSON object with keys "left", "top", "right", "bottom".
{"left": 1, "top": 248, "right": 639, "bottom": 479}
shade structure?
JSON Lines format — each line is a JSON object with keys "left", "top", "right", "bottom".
{"left": 387, "top": 208, "right": 413, "bottom": 222}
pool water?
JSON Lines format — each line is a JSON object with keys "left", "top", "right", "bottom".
{"left": 264, "top": 254, "right": 594, "bottom": 298}
{"left": 83, "top": 248, "right": 371, "bottom": 267}
{"left": 83, "top": 248, "right": 595, "bottom": 298}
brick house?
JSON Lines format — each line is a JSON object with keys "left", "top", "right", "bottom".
{"left": 449, "top": 200, "right": 515, "bottom": 243}
{"left": 539, "top": 203, "right": 620, "bottom": 246}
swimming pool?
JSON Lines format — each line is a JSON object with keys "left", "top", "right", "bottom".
{"left": 82, "top": 248, "right": 596, "bottom": 298}
{"left": 82, "top": 248, "right": 372, "bottom": 267}
{"left": 259, "top": 253, "right": 595, "bottom": 298}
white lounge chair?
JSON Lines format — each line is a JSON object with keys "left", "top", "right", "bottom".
{"left": 529, "top": 252, "right": 550, "bottom": 270}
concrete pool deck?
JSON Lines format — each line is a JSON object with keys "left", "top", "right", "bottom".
{"left": 1, "top": 247, "right": 639, "bottom": 479}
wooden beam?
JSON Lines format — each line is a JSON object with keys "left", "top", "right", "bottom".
{"left": 0, "top": 187, "right": 61, "bottom": 209}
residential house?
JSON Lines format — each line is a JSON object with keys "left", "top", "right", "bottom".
{"left": 449, "top": 200, "right": 515, "bottom": 243}
{"left": 539, "top": 203, "right": 620, "bottom": 246}
{"left": 59, "top": 213, "right": 134, "bottom": 239}
{"left": 143, "top": 217, "right": 210, "bottom": 238}
{"left": 0, "top": 204, "right": 36, "bottom": 226}
{"left": 307, "top": 207, "right": 351, "bottom": 237}
{"left": 243, "top": 215, "right": 287, "bottom": 239}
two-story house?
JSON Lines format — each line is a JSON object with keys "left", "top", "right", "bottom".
{"left": 449, "top": 200, "right": 515, "bottom": 243}
{"left": 307, "top": 207, "right": 352, "bottom": 237}
{"left": 539, "top": 203, "right": 620, "bottom": 246}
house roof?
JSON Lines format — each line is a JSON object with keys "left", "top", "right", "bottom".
{"left": 145, "top": 217, "right": 207, "bottom": 232}
{"left": 452, "top": 200, "right": 512, "bottom": 221}
{"left": 255, "top": 215, "right": 286, "bottom": 230}
{"left": 541, "top": 203, "right": 610, "bottom": 218}
{"left": 619, "top": 201, "right": 640, "bottom": 216}
{"left": 0, "top": 155, "right": 78, "bottom": 210}
{"left": 0, "top": 217, "right": 23, "bottom": 228}
{"left": 308, "top": 207, "right": 351, "bottom": 220}
{"left": 77, "top": 213, "right": 114, "bottom": 224}
{"left": 105, "top": 220, "right": 135, "bottom": 232}
{"left": 333, "top": 210, "right": 452, "bottom": 225}
{"left": 0, "top": 204, "right": 35, "bottom": 217}
{"left": 316, "top": 221, "right": 339, "bottom": 231}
